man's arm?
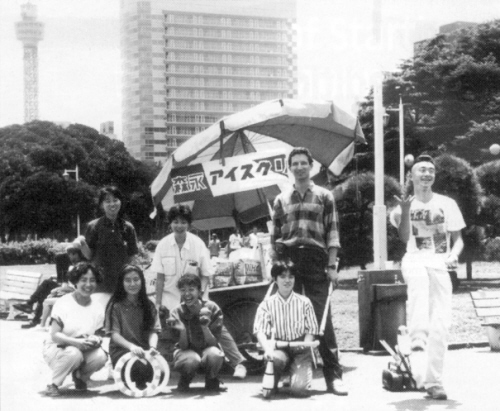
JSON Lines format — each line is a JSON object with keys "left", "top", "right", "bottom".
{"left": 392, "top": 195, "right": 414, "bottom": 243}
{"left": 446, "top": 230, "right": 464, "bottom": 270}
{"left": 155, "top": 273, "right": 165, "bottom": 306}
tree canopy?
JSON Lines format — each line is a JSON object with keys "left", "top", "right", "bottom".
{"left": 357, "top": 20, "right": 500, "bottom": 176}
{"left": 0, "top": 121, "right": 160, "bottom": 241}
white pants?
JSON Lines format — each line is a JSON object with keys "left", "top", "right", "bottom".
{"left": 401, "top": 257, "right": 452, "bottom": 389}
{"left": 43, "top": 342, "right": 108, "bottom": 386}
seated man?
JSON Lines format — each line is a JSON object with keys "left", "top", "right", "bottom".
{"left": 14, "top": 244, "right": 80, "bottom": 329}
{"left": 169, "top": 274, "right": 227, "bottom": 393}
{"left": 254, "top": 260, "right": 319, "bottom": 398}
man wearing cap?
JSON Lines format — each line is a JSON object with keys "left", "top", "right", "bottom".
{"left": 390, "top": 154, "right": 465, "bottom": 400}
{"left": 271, "top": 147, "right": 347, "bottom": 396}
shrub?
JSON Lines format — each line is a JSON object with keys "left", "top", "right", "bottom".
{"left": 483, "top": 237, "right": 500, "bottom": 262}
{"left": 0, "top": 239, "right": 62, "bottom": 265}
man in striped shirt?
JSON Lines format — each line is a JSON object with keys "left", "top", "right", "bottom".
{"left": 271, "top": 147, "right": 347, "bottom": 396}
{"left": 254, "top": 260, "right": 318, "bottom": 397}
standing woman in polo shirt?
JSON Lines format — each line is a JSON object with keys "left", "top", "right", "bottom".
{"left": 79, "top": 186, "right": 139, "bottom": 307}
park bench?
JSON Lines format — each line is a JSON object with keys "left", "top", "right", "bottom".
{"left": 0, "top": 270, "right": 43, "bottom": 320}
{"left": 470, "top": 290, "right": 500, "bottom": 351}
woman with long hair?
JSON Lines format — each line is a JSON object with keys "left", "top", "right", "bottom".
{"left": 105, "top": 265, "right": 161, "bottom": 389}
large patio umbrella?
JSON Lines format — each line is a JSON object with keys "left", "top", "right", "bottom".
{"left": 151, "top": 99, "right": 365, "bottom": 230}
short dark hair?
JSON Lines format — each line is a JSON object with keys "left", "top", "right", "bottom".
{"left": 177, "top": 273, "right": 201, "bottom": 290}
{"left": 270, "top": 260, "right": 297, "bottom": 280}
{"left": 413, "top": 154, "right": 435, "bottom": 168}
{"left": 167, "top": 204, "right": 193, "bottom": 225}
{"left": 68, "top": 262, "right": 102, "bottom": 286}
{"left": 288, "top": 147, "right": 313, "bottom": 167}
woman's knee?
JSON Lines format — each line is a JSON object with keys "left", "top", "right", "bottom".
{"left": 174, "top": 350, "right": 201, "bottom": 374}
{"left": 59, "top": 346, "right": 84, "bottom": 365}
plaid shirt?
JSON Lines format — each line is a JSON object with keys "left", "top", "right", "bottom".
{"left": 253, "top": 291, "right": 319, "bottom": 341}
{"left": 272, "top": 182, "right": 340, "bottom": 251}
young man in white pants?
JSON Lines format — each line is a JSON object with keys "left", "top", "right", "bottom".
{"left": 391, "top": 154, "right": 465, "bottom": 400}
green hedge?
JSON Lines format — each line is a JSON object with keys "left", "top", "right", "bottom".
{"left": 0, "top": 239, "right": 64, "bottom": 265}
{"left": 0, "top": 240, "right": 150, "bottom": 266}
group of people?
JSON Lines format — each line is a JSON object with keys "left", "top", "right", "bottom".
{"left": 26, "top": 147, "right": 464, "bottom": 401}
{"left": 207, "top": 226, "right": 260, "bottom": 259}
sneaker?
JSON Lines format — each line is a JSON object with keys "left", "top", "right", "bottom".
{"left": 411, "top": 338, "right": 427, "bottom": 352}
{"left": 427, "top": 385, "right": 447, "bottom": 400}
{"left": 205, "top": 377, "right": 228, "bottom": 392}
{"left": 13, "top": 303, "right": 33, "bottom": 314}
{"left": 21, "top": 320, "right": 40, "bottom": 329}
{"left": 327, "top": 378, "right": 348, "bottom": 396}
{"left": 281, "top": 374, "right": 291, "bottom": 387}
{"left": 233, "top": 363, "right": 247, "bottom": 379}
{"left": 72, "top": 371, "right": 87, "bottom": 391}
{"left": 45, "top": 384, "right": 61, "bottom": 397}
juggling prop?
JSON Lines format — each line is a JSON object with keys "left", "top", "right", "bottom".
{"left": 114, "top": 351, "right": 170, "bottom": 397}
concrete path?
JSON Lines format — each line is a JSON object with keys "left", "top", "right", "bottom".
{"left": 1, "top": 319, "right": 499, "bottom": 411}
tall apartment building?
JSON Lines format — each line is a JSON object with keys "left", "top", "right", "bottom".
{"left": 121, "top": 0, "right": 297, "bottom": 163}
{"left": 413, "top": 21, "right": 478, "bottom": 55}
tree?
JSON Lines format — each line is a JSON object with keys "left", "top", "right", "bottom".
{"left": 0, "top": 121, "right": 160, "bottom": 241}
{"left": 357, "top": 20, "right": 500, "bottom": 176}
{"left": 336, "top": 172, "right": 404, "bottom": 268}
{"left": 475, "top": 160, "right": 500, "bottom": 241}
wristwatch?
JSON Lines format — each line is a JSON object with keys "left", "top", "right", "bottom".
{"left": 327, "top": 264, "right": 337, "bottom": 270}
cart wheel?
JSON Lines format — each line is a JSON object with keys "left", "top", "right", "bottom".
{"left": 223, "top": 299, "right": 264, "bottom": 374}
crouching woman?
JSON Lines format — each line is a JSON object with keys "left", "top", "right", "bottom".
{"left": 42, "top": 262, "right": 107, "bottom": 396}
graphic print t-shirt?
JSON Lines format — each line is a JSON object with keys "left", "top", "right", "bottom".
{"left": 390, "top": 193, "right": 466, "bottom": 266}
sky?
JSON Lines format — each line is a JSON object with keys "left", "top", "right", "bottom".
{"left": 1, "top": 0, "right": 499, "bottom": 138}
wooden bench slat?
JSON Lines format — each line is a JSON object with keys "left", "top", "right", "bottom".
{"left": 1, "top": 284, "right": 36, "bottom": 295}
{"left": 5, "top": 270, "right": 43, "bottom": 279}
{"left": 5, "top": 275, "right": 40, "bottom": 282}
{"left": 475, "top": 307, "right": 500, "bottom": 317}
{"left": 473, "top": 300, "right": 500, "bottom": 308}
{"left": 2, "top": 279, "right": 38, "bottom": 291}
{"left": 471, "top": 291, "right": 500, "bottom": 300}
{"left": 0, "top": 291, "right": 32, "bottom": 301}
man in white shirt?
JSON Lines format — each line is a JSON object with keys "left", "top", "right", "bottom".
{"left": 390, "top": 154, "right": 465, "bottom": 400}
{"left": 152, "top": 205, "right": 247, "bottom": 379}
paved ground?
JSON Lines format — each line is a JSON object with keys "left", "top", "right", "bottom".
{"left": 1, "top": 319, "right": 499, "bottom": 411}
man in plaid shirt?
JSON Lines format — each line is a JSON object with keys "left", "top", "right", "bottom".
{"left": 271, "top": 147, "right": 347, "bottom": 396}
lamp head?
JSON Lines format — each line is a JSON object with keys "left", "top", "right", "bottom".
{"left": 63, "top": 170, "right": 70, "bottom": 181}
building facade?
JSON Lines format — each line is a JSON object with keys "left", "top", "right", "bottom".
{"left": 413, "top": 21, "right": 478, "bottom": 56}
{"left": 121, "top": 0, "right": 297, "bottom": 163}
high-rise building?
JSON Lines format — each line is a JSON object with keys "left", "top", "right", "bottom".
{"left": 15, "top": 3, "right": 44, "bottom": 123}
{"left": 413, "top": 21, "right": 478, "bottom": 55}
{"left": 121, "top": 0, "right": 297, "bottom": 163}
{"left": 100, "top": 121, "right": 118, "bottom": 140}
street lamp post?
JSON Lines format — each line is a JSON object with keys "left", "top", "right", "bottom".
{"left": 63, "top": 165, "right": 80, "bottom": 237}
{"left": 386, "top": 96, "right": 405, "bottom": 187}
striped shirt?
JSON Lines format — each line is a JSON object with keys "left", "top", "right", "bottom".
{"left": 272, "top": 182, "right": 340, "bottom": 251}
{"left": 253, "top": 292, "right": 319, "bottom": 341}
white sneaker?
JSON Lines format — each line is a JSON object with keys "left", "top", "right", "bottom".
{"left": 233, "top": 363, "right": 247, "bottom": 379}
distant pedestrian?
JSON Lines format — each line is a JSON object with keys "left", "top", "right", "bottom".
{"left": 208, "top": 234, "right": 221, "bottom": 258}
{"left": 391, "top": 154, "right": 465, "bottom": 400}
{"left": 228, "top": 229, "right": 243, "bottom": 255}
